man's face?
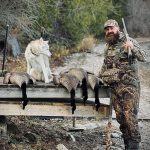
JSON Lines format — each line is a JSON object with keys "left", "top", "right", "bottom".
{"left": 104, "top": 26, "right": 120, "bottom": 45}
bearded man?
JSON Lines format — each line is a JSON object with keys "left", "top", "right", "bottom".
{"left": 100, "top": 19, "right": 146, "bottom": 150}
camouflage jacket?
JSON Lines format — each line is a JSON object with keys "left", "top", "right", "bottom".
{"left": 100, "top": 32, "right": 146, "bottom": 87}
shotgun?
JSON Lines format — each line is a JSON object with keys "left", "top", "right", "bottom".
{"left": 122, "top": 18, "right": 132, "bottom": 65}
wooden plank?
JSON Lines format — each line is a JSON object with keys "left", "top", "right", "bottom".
{"left": 0, "top": 102, "right": 109, "bottom": 117}
{"left": 0, "top": 86, "right": 109, "bottom": 99}
{"left": 0, "top": 77, "right": 110, "bottom": 117}
{"left": 0, "top": 77, "right": 109, "bottom": 99}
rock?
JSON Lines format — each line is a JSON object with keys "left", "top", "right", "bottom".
{"left": 24, "top": 132, "right": 37, "bottom": 144}
{"left": 93, "top": 145, "right": 106, "bottom": 150}
{"left": 7, "top": 122, "right": 20, "bottom": 134}
{"left": 111, "top": 132, "right": 121, "bottom": 138}
{"left": 67, "top": 133, "right": 76, "bottom": 142}
{"left": 139, "top": 41, "right": 150, "bottom": 69}
{"left": 11, "top": 143, "right": 17, "bottom": 149}
{"left": 92, "top": 43, "right": 105, "bottom": 54}
{"left": 11, "top": 134, "right": 23, "bottom": 143}
{"left": 0, "top": 139, "right": 10, "bottom": 150}
{"left": 110, "top": 146, "right": 123, "bottom": 150}
{"left": 56, "top": 138, "right": 61, "bottom": 142}
{"left": 85, "top": 122, "right": 99, "bottom": 129}
{"left": 0, "top": 143, "right": 5, "bottom": 150}
{"left": 76, "top": 122, "right": 99, "bottom": 130}
{"left": 7, "top": 35, "right": 21, "bottom": 57}
{"left": 56, "top": 144, "right": 68, "bottom": 150}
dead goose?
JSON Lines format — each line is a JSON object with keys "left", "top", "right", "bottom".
{"left": 53, "top": 73, "right": 80, "bottom": 114}
{"left": 3, "top": 72, "right": 36, "bottom": 109}
{"left": 67, "top": 68, "right": 88, "bottom": 104}
{"left": 88, "top": 73, "right": 104, "bottom": 111}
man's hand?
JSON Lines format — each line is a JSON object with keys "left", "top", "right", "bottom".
{"left": 122, "top": 41, "right": 134, "bottom": 53}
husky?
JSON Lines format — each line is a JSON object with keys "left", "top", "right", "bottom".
{"left": 25, "top": 38, "right": 53, "bottom": 83}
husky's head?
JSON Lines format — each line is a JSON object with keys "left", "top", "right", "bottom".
{"left": 39, "top": 38, "right": 51, "bottom": 57}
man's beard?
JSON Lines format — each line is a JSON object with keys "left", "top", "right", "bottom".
{"left": 105, "top": 32, "right": 119, "bottom": 45}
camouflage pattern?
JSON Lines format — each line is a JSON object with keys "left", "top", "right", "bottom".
{"left": 101, "top": 68, "right": 120, "bottom": 84}
{"left": 104, "top": 19, "right": 119, "bottom": 29}
{"left": 100, "top": 32, "right": 146, "bottom": 147}
{"left": 112, "top": 83, "right": 141, "bottom": 144}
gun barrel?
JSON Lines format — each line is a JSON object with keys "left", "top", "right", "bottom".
{"left": 122, "top": 18, "right": 128, "bottom": 38}
{"left": 122, "top": 18, "right": 132, "bottom": 65}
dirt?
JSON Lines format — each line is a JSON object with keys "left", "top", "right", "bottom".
{"left": 0, "top": 115, "right": 150, "bottom": 150}
{"left": 0, "top": 40, "right": 150, "bottom": 150}
{"left": 0, "top": 117, "right": 123, "bottom": 150}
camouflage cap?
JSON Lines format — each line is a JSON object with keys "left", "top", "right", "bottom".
{"left": 104, "top": 19, "right": 119, "bottom": 29}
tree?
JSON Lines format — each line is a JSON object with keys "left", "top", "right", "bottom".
{"left": 38, "top": 0, "right": 114, "bottom": 46}
{"left": 0, "top": 0, "right": 39, "bottom": 38}
{"left": 0, "top": 0, "right": 39, "bottom": 56}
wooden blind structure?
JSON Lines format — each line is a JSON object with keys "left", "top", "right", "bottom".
{"left": 0, "top": 77, "right": 110, "bottom": 118}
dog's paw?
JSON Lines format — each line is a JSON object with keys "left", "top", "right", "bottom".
{"left": 45, "top": 78, "right": 53, "bottom": 84}
{"left": 45, "top": 80, "right": 50, "bottom": 84}
{"left": 49, "top": 78, "right": 53, "bottom": 83}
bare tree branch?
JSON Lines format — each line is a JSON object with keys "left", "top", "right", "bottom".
{"left": 0, "top": 0, "right": 39, "bottom": 39}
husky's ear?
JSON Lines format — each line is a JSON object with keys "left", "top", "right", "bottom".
{"left": 39, "top": 37, "right": 44, "bottom": 43}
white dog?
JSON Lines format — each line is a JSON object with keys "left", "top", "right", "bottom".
{"left": 25, "top": 38, "right": 53, "bottom": 83}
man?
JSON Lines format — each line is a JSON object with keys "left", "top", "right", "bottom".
{"left": 100, "top": 19, "right": 146, "bottom": 149}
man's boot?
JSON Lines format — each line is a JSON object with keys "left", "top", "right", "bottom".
{"left": 124, "top": 139, "right": 129, "bottom": 150}
{"left": 128, "top": 141, "right": 140, "bottom": 150}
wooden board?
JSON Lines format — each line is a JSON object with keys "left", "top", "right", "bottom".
{"left": 0, "top": 77, "right": 110, "bottom": 99}
{"left": 0, "top": 77, "right": 110, "bottom": 117}
{"left": 0, "top": 102, "right": 109, "bottom": 117}
{"left": 0, "top": 86, "right": 109, "bottom": 99}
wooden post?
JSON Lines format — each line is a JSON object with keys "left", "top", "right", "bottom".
{"left": 72, "top": 117, "right": 76, "bottom": 127}
{"left": 0, "top": 116, "right": 7, "bottom": 138}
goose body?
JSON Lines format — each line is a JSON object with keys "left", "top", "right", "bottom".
{"left": 3, "top": 72, "right": 35, "bottom": 109}
{"left": 67, "top": 68, "right": 88, "bottom": 104}
{"left": 53, "top": 73, "right": 79, "bottom": 114}
{"left": 59, "top": 73, "right": 79, "bottom": 92}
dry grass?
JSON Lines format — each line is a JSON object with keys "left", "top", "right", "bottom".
{"left": 77, "top": 35, "right": 97, "bottom": 52}
{"left": 6, "top": 55, "right": 27, "bottom": 72}
{"left": 52, "top": 47, "right": 69, "bottom": 60}
{"left": 50, "top": 46, "right": 70, "bottom": 67}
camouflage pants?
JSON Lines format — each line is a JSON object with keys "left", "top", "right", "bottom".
{"left": 111, "top": 83, "right": 141, "bottom": 143}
